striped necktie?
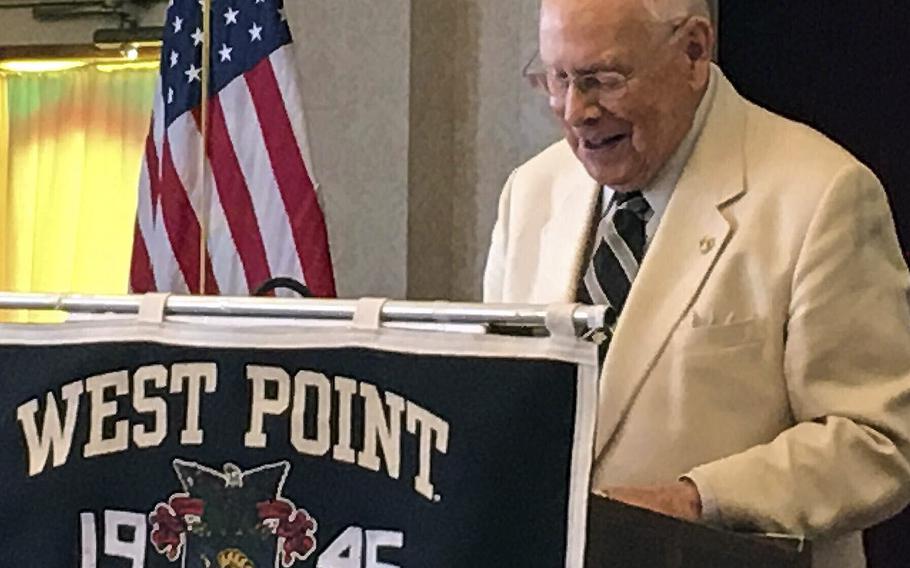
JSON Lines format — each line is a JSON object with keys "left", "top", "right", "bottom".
{"left": 578, "top": 191, "right": 653, "bottom": 348}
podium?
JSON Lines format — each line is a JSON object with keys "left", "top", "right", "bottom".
{"left": 586, "top": 497, "right": 812, "bottom": 567}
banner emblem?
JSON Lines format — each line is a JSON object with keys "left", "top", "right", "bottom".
{"left": 149, "top": 460, "right": 317, "bottom": 567}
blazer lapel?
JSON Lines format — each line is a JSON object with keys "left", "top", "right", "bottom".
{"left": 532, "top": 161, "right": 600, "bottom": 303}
{"left": 593, "top": 73, "right": 750, "bottom": 458}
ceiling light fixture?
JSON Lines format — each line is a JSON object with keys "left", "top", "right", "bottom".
{"left": 0, "top": 60, "right": 87, "bottom": 73}
{"left": 93, "top": 26, "right": 163, "bottom": 51}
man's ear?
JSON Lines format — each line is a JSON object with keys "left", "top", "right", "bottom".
{"left": 680, "top": 16, "right": 714, "bottom": 89}
{"left": 683, "top": 17, "right": 715, "bottom": 68}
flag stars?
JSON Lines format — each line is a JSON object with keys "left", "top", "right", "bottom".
{"left": 185, "top": 63, "right": 202, "bottom": 83}
{"left": 249, "top": 22, "right": 263, "bottom": 42}
{"left": 191, "top": 27, "right": 205, "bottom": 46}
{"left": 225, "top": 6, "right": 240, "bottom": 25}
{"left": 219, "top": 43, "right": 233, "bottom": 62}
{"left": 161, "top": 1, "right": 293, "bottom": 123}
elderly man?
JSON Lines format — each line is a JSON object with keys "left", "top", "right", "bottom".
{"left": 483, "top": 0, "right": 910, "bottom": 566}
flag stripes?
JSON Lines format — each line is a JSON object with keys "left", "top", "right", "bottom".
{"left": 219, "top": 69, "right": 303, "bottom": 285}
{"left": 159, "top": 137, "right": 202, "bottom": 292}
{"left": 131, "top": 1, "right": 335, "bottom": 297}
{"left": 130, "top": 219, "right": 155, "bottom": 293}
{"left": 207, "top": 97, "right": 272, "bottom": 291}
{"left": 245, "top": 56, "right": 334, "bottom": 297}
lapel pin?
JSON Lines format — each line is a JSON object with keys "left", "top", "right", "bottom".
{"left": 699, "top": 237, "right": 716, "bottom": 254}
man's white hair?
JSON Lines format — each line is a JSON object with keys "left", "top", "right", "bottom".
{"left": 642, "top": 0, "right": 711, "bottom": 23}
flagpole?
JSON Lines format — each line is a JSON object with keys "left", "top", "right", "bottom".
{"left": 198, "top": 0, "right": 213, "bottom": 295}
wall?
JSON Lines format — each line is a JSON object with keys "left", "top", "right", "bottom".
{"left": 447, "top": 0, "right": 555, "bottom": 301}
{"left": 408, "top": 0, "right": 560, "bottom": 301}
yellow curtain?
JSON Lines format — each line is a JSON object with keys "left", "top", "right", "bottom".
{"left": 0, "top": 64, "right": 157, "bottom": 322}
{"left": 0, "top": 74, "right": 9, "bottom": 301}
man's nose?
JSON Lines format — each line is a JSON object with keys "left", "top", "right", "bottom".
{"left": 563, "top": 85, "right": 600, "bottom": 127}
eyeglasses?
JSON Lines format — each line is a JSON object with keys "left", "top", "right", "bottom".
{"left": 528, "top": 64, "right": 633, "bottom": 104}
{"left": 523, "top": 18, "right": 691, "bottom": 105}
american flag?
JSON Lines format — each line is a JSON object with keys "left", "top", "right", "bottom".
{"left": 130, "top": 0, "right": 336, "bottom": 296}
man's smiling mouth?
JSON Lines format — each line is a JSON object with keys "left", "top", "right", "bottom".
{"left": 582, "top": 133, "right": 629, "bottom": 151}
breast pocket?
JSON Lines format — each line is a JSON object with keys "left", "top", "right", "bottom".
{"left": 671, "top": 317, "right": 771, "bottom": 403}
{"left": 671, "top": 319, "right": 776, "bottom": 411}
{"left": 679, "top": 317, "right": 765, "bottom": 353}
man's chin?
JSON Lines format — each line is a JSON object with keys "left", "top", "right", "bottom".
{"left": 583, "top": 163, "right": 639, "bottom": 190}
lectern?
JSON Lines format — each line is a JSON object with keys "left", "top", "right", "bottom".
{"left": 586, "top": 496, "right": 811, "bottom": 567}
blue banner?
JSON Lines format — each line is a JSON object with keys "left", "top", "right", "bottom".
{"left": 0, "top": 320, "right": 596, "bottom": 567}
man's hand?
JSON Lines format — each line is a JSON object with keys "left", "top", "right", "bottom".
{"left": 595, "top": 479, "right": 703, "bottom": 522}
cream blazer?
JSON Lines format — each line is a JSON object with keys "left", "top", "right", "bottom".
{"left": 484, "top": 70, "right": 910, "bottom": 568}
